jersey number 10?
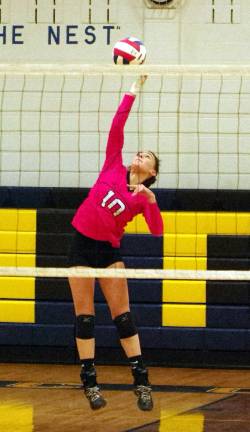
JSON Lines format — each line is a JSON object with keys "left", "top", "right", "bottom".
{"left": 101, "top": 190, "right": 125, "bottom": 216}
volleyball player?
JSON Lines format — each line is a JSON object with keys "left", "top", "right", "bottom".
{"left": 68, "top": 76, "right": 163, "bottom": 411}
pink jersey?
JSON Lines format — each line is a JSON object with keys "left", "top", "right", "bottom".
{"left": 72, "top": 93, "right": 163, "bottom": 248}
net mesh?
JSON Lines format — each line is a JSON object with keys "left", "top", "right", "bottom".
{"left": 0, "top": 64, "right": 249, "bottom": 281}
{"left": 0, "top": 64, "right": 250, "bottom": 190}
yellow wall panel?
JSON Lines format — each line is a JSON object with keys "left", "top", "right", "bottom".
{"left": 162, "top": 280, "right": 206, "bottom": 303}
{"left": 162, "top": 212, "right": 175, "bottom": 233}
{"left": 0, "top": 232, "right": 17, "bottom": 252}
{"left": 236, "top": 213, "right": 250, "bottom": 234}
{"left": 17, "top": 254, "right": 36, "bottom": 267}
{"left": 197, "top": 212, "right": 216, "bottom": 234}
{"left": 125, "top": 214, "right": 149, "bottom": 234}
{"left": 0, "top": 300, "right": 35, "bottom": 323}
{"left": 0, "top": 254, "right": 17, "bottom": 266}
{"left": 17, "top": 232, "right": 36, "bottom": 253}
{"left": 0, "top": 209, "right": 36, "bottom": 232}
{"left": 164, "top": 234, "right": 207, "bottom": 257}
{"left": 0, "top": 232, "right": 36, "bottom": 253}
{"left": 176, "top": 234, "right": 206, "bottom": 257}
{"left": 163, "top": 211, "right": 250, "bottom": 235}
{"left": 17, "top": 210, "right": 36, "bottom": 232}
{"left": 176, "top": 212, "right": 196, "bottom": 233}
{"left": 163, "top": 234, "right": 176, "bottom": 256}
{"left": 196, "top": 234, "right": 207, "bottom": 256}
{"left": 163, "top": 257, "right": 207, "bottom": 270}
{"left": 216, "top": 212, "right": 237, "bottom": 234}
{"left": 125, "top": 219, "right": 136, "bottom": 233}
{"left": 162, "top": 304, "right": 206, "bottom": 327}
{"left": 0, "top": 254, "right": 35, "bottom": 267}
{"left": 0, "top": 209, "right": 18, "bottom": 231}
{"left": 0, "top": 277, "right": 35, "bottom": 299}
{"left": 126, "top": 211, "right": 169, "bottom": 234}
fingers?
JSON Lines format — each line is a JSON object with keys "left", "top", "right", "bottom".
{"left": 130, "top": 184, "right": 144, "bottom": 196}
{"left": 140, "top": 75, "right": 148, "bottom": 85}
{"left": 129, "top": 75, "right": 148, "bottom": 95}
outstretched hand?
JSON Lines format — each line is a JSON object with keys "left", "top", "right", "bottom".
{"left": 138, "top": 75, "right": 148, "bottom": 86}
{"left": 129, "top": 75, "right": 148, "bottom": 95}
{"left": 128, "top": 183, "right": 156, "bottom": 204}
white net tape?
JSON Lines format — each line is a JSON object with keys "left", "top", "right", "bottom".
{"left": 0, "top": 267, "right": 249, "bottom": 280}
{"left": 1, "top": 63, "right": 250, "bottom": 75}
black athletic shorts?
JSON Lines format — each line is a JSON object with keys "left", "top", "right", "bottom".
{"left": 68, "top": 228, "right": 123, "bottom": 268}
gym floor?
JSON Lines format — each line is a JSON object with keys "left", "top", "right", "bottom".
{"left": 0, "top": 363, "right": 250, "bottom": 432}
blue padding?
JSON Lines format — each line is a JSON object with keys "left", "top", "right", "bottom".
{"left": 36, "top": 255, "right": 68, "bottom": 267}
{"left": 143, "top": 327, "right": 248, "bottom": 350}
{"left": 124, "top": 257, "right": 162, "bottom": 269}
{"left": 0, "top": 324, "right": 33, "bottom": 345}
{"left": 37, "top": 209, "right": 74, "bottom": 233}
{"left": 1, "top": 187, "right": 250, "bottom": 211}
{"left": 205, "top": 329, "right": 246, "bottom": 351}
{"left": 36, "top": 277, "right": 71, "bottom": 301}
{"left": 245, "top": 331, "right": 250, "bottom": 350}
{"left": 2, "top": 323, "right": 249, "bottom": 352}
{"left": 36, "top": 302, "right": 75, "bottom": 324}
{"left": 207, "top": 306, "right": 250, "bottom": 328}
{"left": 0, "top": 187, "right": 53, "bottom": 208}
{"left": 207, "top": 258, "right": 250, "bottom": 270}
{"left": 37, "top": 233, "right": 163, "bottom": 256}
{"left": 95, "top": 304, "right": 161, "bottom": 327}
{"left": 207, "top": 235, "right": 250, "bottom": 258}
{"left": 94, "top": 280, "right": 162, "bottom": 303}
{"left": 0, "top": 188, "right": 10, "bottom": 206}
{"left": 0, "top": 323, "right": 74, "bottom": 347}
{"left": 35, "top": 302, "right": 161, "bottom": 326}
{"left": 120, "top": 235, "right": 163, "bottom": 257}
{"left": 36, "top": 279, "right": 162, "bottom": 303}
{"left": 36, "top": 233, "right": 73, "bottom": 255}
{"left": 140, "top": 327, "right": 164, "bottom": 349}
{"left": 96, "top": 326, "right": 204, "bottom": 350}
{"left": 95, "top": 326, "right": 118, "bottom": 347}
{"left": 158, "top": 327, "right": 205, "bottom": 350}
{"left": 32, "top": 325, "right": 75, "bottom": 346}
{"left": 37, "top": 255, "right": 162, "bottom": 269}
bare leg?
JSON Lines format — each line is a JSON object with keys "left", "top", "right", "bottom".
{"left": 99, "top": 261, "right": 141, "bottom": 357}
{"left": 68, "top": 268, "right": 95, "bottom": 359}
{"left": 69, "top": 268, "right": 106, "bottom": 409}
{"left": 99, "top": 262, "right": 153, "bottom": 410}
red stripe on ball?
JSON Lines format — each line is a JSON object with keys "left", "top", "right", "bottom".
{"left": 113, "top": 48, "right": 135, "bottom": 62}
{"left": 120, "top": 38, "right": 140, "bottom": 51}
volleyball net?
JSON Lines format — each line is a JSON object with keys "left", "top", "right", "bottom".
{"left": 0, "top": 64, "right": 249, "bottom": 282}
{"left": 0, "top": 64, "right": 249, "bottom": 190}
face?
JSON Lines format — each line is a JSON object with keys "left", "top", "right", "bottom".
{"left": 131, "top": 151, "right": 157, "bottom": 178}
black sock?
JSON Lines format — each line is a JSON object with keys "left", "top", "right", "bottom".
{"left": 80, "top": 358, "right": 95, "bottom": 372}
{"left": 129, "top": 355, "right": 149, "bottom": 386}
{"left": 80, "top": 358, "right": 97, "bottom": 388}
{"left": 129, "top": 355, "right": 145, "bottom": 371}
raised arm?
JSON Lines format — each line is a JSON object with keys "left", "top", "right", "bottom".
{"left": 101, "top": 76, "right": 147, "bottom": 171}
{"left": 103, "top": 93, "right": 135, "bottom": 170}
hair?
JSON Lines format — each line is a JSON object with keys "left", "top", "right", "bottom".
{"left": 127, "top": 151, "right": 160, "bottom": 188}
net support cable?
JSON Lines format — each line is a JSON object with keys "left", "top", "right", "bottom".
{"left": 0, "top": 267, "right": 249, "bottom": 280}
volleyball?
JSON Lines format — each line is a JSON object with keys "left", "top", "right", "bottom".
{"left": 113, "top": 37, "right": 146, "bottom": 65}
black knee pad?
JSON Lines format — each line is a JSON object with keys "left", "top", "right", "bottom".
{"left": 76, "top": 314, "right": 95, "bottom": 339}
{"left": 113, "top": 311, "right": 137, "bottom": 339}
